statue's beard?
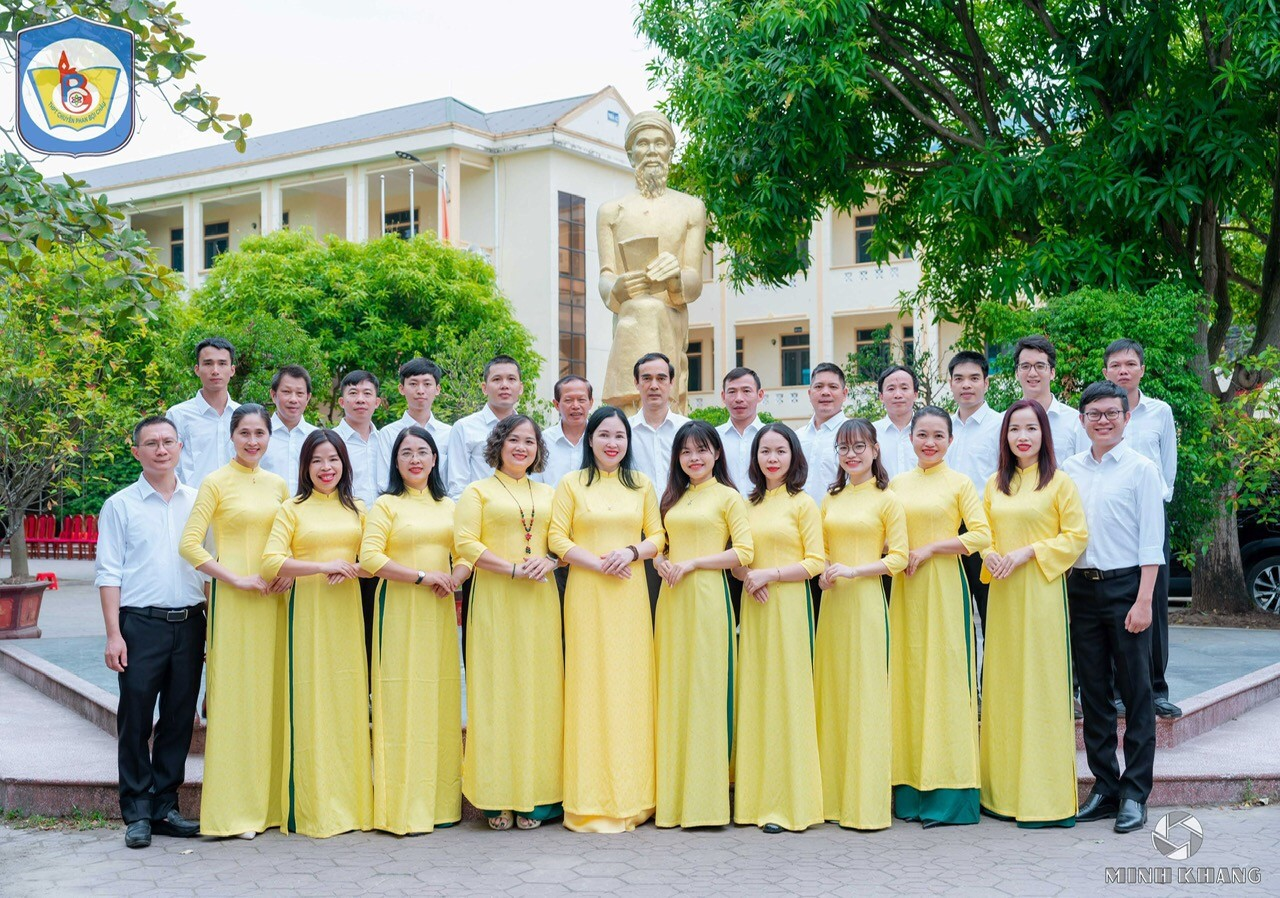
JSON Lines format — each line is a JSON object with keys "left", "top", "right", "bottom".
{"left": 636, "top": 165, "right": 668, "bottom": 198}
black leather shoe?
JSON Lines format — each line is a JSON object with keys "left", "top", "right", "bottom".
{"left": 124, "top": 819, "right": 151, "bottom": 849}
{"left": 151, "top": 810, "right": 200, "bottom": 838}
{"left": 1114, "top": 799, "right": 1148, "bottom": 833}
{"left": 1154, "top": 697, "right": 1183, "bottom": 718}
{"left": 921, "top": 819, "right": 947, "bottom": 829}
{"left": 1076, "top": 793, "right": 1120, "bottom": 822}
{"left": 762, "top": 823, "right": 783, "bottom": 834}
{"left": 1113, "top": 697, "right": 1126, "bottom": 717}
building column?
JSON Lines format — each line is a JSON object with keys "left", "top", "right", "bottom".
{"left": 259, "top": 180, "right": 282, "bottom": 235}
{"left": 442, "top": 148, "right": 462, "bottom": 244}
{"left": 183, "top": 196, "right": 200, "bottom": 286}
{"left": 348, "top": 166, "right": 369, "bottom": 242}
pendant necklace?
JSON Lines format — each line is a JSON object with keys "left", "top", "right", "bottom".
{"left": 494, "top": 474, "right": 536, "bottom": 556}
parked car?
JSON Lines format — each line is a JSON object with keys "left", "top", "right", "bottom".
{"left": 1170, "top": 505, "right": 1280, "bottom": 613}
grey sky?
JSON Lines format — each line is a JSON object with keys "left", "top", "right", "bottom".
{"left": 12, "top": 0, "right": 664, "bottom": 177}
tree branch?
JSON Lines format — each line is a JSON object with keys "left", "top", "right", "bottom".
{"left": 1021, "top": 0, "right": 1113, "bottom": 117}
{"left": 864, "top": 66, "right": 984, "bottom": 150}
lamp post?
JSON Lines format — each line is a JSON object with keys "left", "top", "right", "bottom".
{"left": 395, "top": 150, "right": 449, "bottom": 241}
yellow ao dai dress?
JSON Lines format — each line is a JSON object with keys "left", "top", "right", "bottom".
{"left": 179, "top": 460, "right": 289, "bottom": 837}
{"left": 360, "top": 488, "right": 462, "bottom": 834}
{"left": 980, "top": 466, "right": 1088, "bottom": 826}
{"left": 816, "top": 479, "right": 909, "bottom": 830}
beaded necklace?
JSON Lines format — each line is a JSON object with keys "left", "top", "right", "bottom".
{"left": 494, "top": 473, "right": 535, "bottom": 556}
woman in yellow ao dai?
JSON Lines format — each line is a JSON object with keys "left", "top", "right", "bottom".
{"left": 360, "top": 426, "right": 470, "bottom": 835}
{"left": 732, "top": 424, "right": 826, "bottom": 833}
{"left": 979, "top": 400, "right": 1088, "bottom": 827}
{"left": 654, "top": 421, "right": 753, "bottom": 829}
{"left": 549, "top": 406, "right": 666, "bottom": 832}
{"left": 889, "top": 406, "right": 991, "bottom": 828}
{"left": 260, "top": 429, "right": 373, "bottom": 838}
{"left": 178, "top": 404, "right": 290, "bottom": 838}
{"left": 815, "top": 418, "right": 909, "bottom": 831}
{"left": 453, "top": 415, "right": 562, "bottom": 830}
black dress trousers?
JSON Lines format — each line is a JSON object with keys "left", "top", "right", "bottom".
{"left": 1150, "top": 526, "right": 1172, "bottom": 699}
{"left": 116, "top": 607, "right": 205, "bottom": 824}
{"left": 1068, "top": 569, "right": 1156, "bottom": 803}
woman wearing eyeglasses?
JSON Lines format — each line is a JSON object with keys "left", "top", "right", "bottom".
{"left": 360, "top": 426, "right": 469, "bottom": 835}
{"left": 979, "top": 399, "right": 1087, "bottom": 827}
{"left": 814, "top": 419, "right": 908, "bottom": 831}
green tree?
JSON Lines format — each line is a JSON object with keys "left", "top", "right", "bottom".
{"left": 1, "top": 2, "right": 249, "bottom": 297}
{"left": 639, "top": 0, "right": 1280, "bottom": 611}
{"left": 191, "top": 229, "right": 541, "bottom": 421}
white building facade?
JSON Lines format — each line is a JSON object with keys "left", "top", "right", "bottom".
{"left": 81, "top": 87, "right": 960, "bottom": 422}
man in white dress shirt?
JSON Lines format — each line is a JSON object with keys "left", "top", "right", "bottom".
{"left": 380, "top": 358, "right": 453, "bottom": 491}
{"left": 629, "top": 352, "right": 690, "bottom": 620}
{"left": 261, "top": 365, "right": 317, "bottom": 495}
{"left": 873, "top": 365, "right": 919, "bottom": 480}
{"left": 96, "top": 416, "right": 206, "bottom": 849}
{"left": 798, "top": 362, "right": 849, "bottom": 504}
{"left": 533, "top": 374, "right": 593, "bottom": 487}
{"left": 445, "top": 355, "right": 524, "bottom": 500}
{"left": 947, "top": 351, "right": 1002, "bottom": 637}
{"left": 1014, "top": 335, "right": 1087, "bottom": 462}
{"left": 1104, "top": 338, "right": 1181, "bottom": 718}
{"left": 715, "top": 367, "right": 765, "bottom": 496}
{"left": 167, "top": 337, "right": 239, "bottom": 487}
{"left": 1064, "top": 381, "right": 1163, "bottom": 835}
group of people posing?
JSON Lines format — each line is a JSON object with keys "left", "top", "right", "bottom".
{"left": 96, "top": 333, "right": 1175, "bottom": 848}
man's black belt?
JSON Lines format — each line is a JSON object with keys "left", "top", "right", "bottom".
{"left": 122, "top": 605, "right": 202, "bottom": 622}
{"left": 1074, "top": 566, "right": 1140, "bottom": 581}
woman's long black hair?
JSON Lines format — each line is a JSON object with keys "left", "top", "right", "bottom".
{"left": 746, "top": 422, "right": 808, "bottom": 504}
{"left": 295, "top": 429, "right": 360, "bottom": 514}
{"left": 660, "top": 420, "right": 732, "bottom": 517}
{"left": 995, "top": 398, "right": 1057, "bottom": 495}
{"left": 581, "top": 406, "right": 640, "bottom": 490}
{"left": 384, "top": 426, "right": 447, "bottom": 500}
{"left": 828, "top": 418, "right": 890, "bottom": 494}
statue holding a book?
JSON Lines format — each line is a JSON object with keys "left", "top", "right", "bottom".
{"left": 597, "top": 111, "right": 707, "bottom": 413}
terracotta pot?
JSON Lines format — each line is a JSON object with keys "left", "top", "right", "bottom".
{"left": 0, "top": 580, "right": 50, "bottom": 639}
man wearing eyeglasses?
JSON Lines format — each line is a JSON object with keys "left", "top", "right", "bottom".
{"left": 1013, "top": 335, "right": 1086, "bottom": 463}
{"left": 1063, "top": 381, "right": 1163, "bottom": 835}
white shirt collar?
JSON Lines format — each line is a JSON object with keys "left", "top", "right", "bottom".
{"left": 955, "top": 402, "right": 996, "bottom": 425}
{"left": 335, "top": 418, "right": 377, "bottom": 441}
{"left": 808, "top": 413, "right": 843, "bottom": 433}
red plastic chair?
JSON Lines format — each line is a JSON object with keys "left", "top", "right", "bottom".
{"left": 35, "top": 571, "right": 58, "bottom": 590}
{"left": 84, "top": 514, "right": 99, "bottom": 559}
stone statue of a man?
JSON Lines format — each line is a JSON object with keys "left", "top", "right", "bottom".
{"left": 598, "top": 111, "right": 706, "bottom": 413}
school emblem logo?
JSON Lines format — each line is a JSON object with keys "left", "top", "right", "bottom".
{"left": 16, "top": 15, "right": 135, "bottom": 157}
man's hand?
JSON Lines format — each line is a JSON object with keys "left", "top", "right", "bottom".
{"left": 104, "top": 635, "right": 128, "bottom": 672}
{"left": 1125, "top": 598, "right": 1153, "bottom": 634}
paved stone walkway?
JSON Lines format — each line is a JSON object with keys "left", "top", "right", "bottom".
{"left": 2, "top": 804, "right": 1276, "bottom": 897}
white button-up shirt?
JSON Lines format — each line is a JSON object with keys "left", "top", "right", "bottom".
{"left": 629, "top": 410, "right": 691, "bottom": 496}
{"left": 334, "top": 419, "right": 383, "bottom": 507}
{"left": 379, "top": 412, "right": 452, "bottom": 492}
{"left": 949, "top": 403, "right": 1002, "bottom": 492}
{"left": 1063, "top": 443, "right": 1166, "bottom": 571}
{"left": 799, "top": 413, "right": 844, "bottom": 504}
{"left": 1045, "top": 397, "right": 1088, "bottom": 464}
{"left": 94, "top": 475, "right": 206, "bottom": 609}
{"left": 1124, "top": 392, "right": 1177, "bottom": 502}
{"left": 167, "top": 391, "right": 239, "bottom": 487}
{"left": 446, "top": 405, "right": 506, "bottom": 500}
{"left": 260, "top": 413, "right": 316, "bottom": 496}
{"left": 716, "top": 416, "right": 764, "bottom": 496}
{"left": 873, "top": 416, "right": 916, "bottom": 481}
{"left": 532, "top": 422, "right": 586, "bottom": 487}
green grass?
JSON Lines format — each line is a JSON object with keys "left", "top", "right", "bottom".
{"left": 1, "top": 806, "right": 117, "bottom": 831}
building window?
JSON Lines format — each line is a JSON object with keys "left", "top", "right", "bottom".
{"left": 203, "top": 221, "right": 229, "bottom": 270}
{"left": 688, "top": 340, "right": 705, "bottom": 393}
{"left": 383, "top": 209, "right": 418, "bottom": 239}
{"left": 735, "top": 337, "right": 744, "bottom": 369}
{"left": 854, "top": 326, "right": 893, "bottom": 383}
{"left": 781, "top": 333, "right": 811, "bottom": 386}
{"left": 170, "top": 228, "right": 184, "bottom": 272}
{"left": 903, "top": 326, "right": 915, "bottom": 367}
{"left": 607, "top": 110, "right": 620, "bottom": 124}
{"left": 558, "top": 191, "right": 587, "bottom": 377}
{"left": 282, "top": 211, "right": 290, "bottom": 229}
{"left": 855, "top": 214, "right": 878, "bottom": 264}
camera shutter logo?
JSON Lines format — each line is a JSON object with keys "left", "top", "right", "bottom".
{"left": 1152, "top": 811, "right": 1203, "bottom": 860}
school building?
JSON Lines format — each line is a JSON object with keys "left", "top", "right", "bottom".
{"left": 78, "top": 86, "right": 961, "bottom": 423}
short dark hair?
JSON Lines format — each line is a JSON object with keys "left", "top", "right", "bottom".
{"left": 340, "top": 370, "right": 380, "bottom": 393}
{"left": 1104, "top": 338, "right": 1145, "bottom": 366}
{"left": 877, "top": 364, "right": 919, "bottom": 393}
{"left": 229, "top": 403, "right": 271, "bottom": 437}
{"left": 1079, "top": 380, "right": 1130, "bottom": 413}
{"left": 271, "top": 365, "right": 312, "bottom": 393}
{"left": 195, "top": 337, "right": 236, "bottom": 364}
{"left": 582, "top": 406, "right": 639, "bottom": 490}
{"left": 483, "top": 414, "right": 547, "bottom": 473}
{"left": 829, "top": 418, "right": 890, "bottom": 493}
{"left": 910, "top": 405, "right": 953, "bottom": 438}
{"left": 1013, "top": 335, "right": 1057, "bottom": 369}
{"left": 483, "top": 355, "right": 522, "bottom": 380}
{"left": 384, "top": 426, "right": 446, "bottom": 501}
{"left": 947, "top": 351, "right": 989, "bottom": 378}
{"left": 132, "top": 415, "right": 178, "bottom": 444}
{"left": 746, "top": 423, "right": 808, "bottom": 504}
{"left": 398, "top": 357, "right": 444, "bottom": 385}
{"left": 809, "top": 362, "right": 846, "bottom": 386}
{"left": 634, "top": 352, "right": 675, "bottom": 381}
{"left": 554, "top": 374, "right": 593, "bottom": 401}
{"left": 295, "top": 429, "right": 359, "bottom": 513}
{"left": 722, "top": 367, "right": 762, "bottom": 391}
